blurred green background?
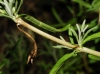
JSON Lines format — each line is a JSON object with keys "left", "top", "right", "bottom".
{"left": 0, "top": 0, "right": 100, "bottom": 74}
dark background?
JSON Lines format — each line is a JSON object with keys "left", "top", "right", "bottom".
{"left": 0, "top": 0, "right": 100, "bottom": 74}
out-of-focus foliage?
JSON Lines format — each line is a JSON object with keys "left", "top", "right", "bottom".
{"left": 0, "top": 0, "right": 100, "bottom": 74}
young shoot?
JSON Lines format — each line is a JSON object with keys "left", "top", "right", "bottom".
{"left": 69, "top": 20, "right": 98, "bottom": 47}
{"left": 0, "top": 0, "right": 23, "bottom": 21}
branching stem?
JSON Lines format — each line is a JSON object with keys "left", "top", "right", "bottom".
{"left": 15, "top": 18, "right": 100, "bottom": 57}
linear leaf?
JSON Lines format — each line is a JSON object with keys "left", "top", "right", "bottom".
{"left": 81, "top": 20, "right": 86, "bottom": 31}
{"left": 59, "top": 36, "right": 66, "bottom": 41}
{"left": 49, "top": 51, "right": 76, "bottom": 74}
{"left": 91, "top": 0, "right": 97, "bottom": 6}
{"left": 23, "top": 14, "right": 70, "bottom": 32}
{"left": 0, "top": 14, "right": 13, "bottom": 20}
{"left": 0, "top": 59, "right": 8, "bottom": 69}
{"left": 82, "top": 26, "right": 98, "bottom": 41}
{"left": 88, "top": 54, "right": 100, "bottom": 61}
{"left": 51, "top": 7, "right": 65, "bottom": 26}
{"left": 9, "top": 0, "right": 14, "bottom": 10}
{"left": 16, "top": 0, "right": 23, "bottom": 14}
{"left": 82, "top": 32, "right": 100, "bottom": 44}
{"left": 15, "top": 0, "right": 18, "bottom": 13}
{"left": 4, "top": 0, "right": 12, "bottom": 17}
{"left": 69, "top": 27, "right": 78, "bottom": 42}
{"left": 68, "top": 28, "right": 75, "bottom": 44}
{"left": 73, "top": 0, "right": 91, "bottom": 8}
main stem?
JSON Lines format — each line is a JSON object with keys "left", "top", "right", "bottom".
{"left": 15, "top": 18, "right": 100, "bottom": 57}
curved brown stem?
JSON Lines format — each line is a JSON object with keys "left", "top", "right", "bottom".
{"left": 16, "top": 23, "right": 37, "bottom": 64}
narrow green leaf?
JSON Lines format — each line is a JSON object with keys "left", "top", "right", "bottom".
{"left": 69, "top": 27, "right": 78, "bottom": 42}
{"left": 49, "top": 51, "right": 76, "bottom": 74}
{"left": 59, "top": 24, "right": 71, "bottom": 32}
{"left": 15, "top": 0, "right": 18, "bottom": 13}
{"left": 82, "top": 26, "right": 98, "bottom": 41}
{"left": 9, "top": 0, "right": 14, "bottom": 10}
{"left": 76, "top": 24, "right": 81, "bottom": 43}
{"left": 0, "top": 14, "right": 10, "bottom": 18}
{"left": 53, "top": 45, "right": 68, "bottom": 49}
{"left": 73, "top": 0, "right": 91, "bottom": 8}
{"left": 23, "top": 14, "right": 70, "bottom": 32}
{"left": 60, "top": 36, "right": 66, "bottom": 41}
{"left": 0, "top": 9, "right": 6, "bottom": 14}
{"left": 82, "top": 32, "right": 100, "bottom": 44}
{"left": 89, "top": 19, "right": 97, "bottom": 28}
{"left": 68, "top": 28, "right": 75, "bottom": 44}
{"left": 67, "top": 6, "right": 74, "bottom": 15}
{"left": 11, "top": 38, "right": 23, "bottom": 50}
{"left": 16, "top": 0, "right": 23, "bottom": 14}
{"left": 87, "top": 0, "right": 100, "bottom": 12}
{"left": 0, "top": 59, "right": 8, "bottom": 69}
{"left": 0, "top": 1, "right": 4, "bottom": 5}
{"left": 81, "top": 20, "right": 86, "bottom": 31}
{"left": 82, "top": 25, "right": 89, "bottom": 33}
{"left": 91, "top": 0, "right": 97, "bottom": 6}
{"left": 93, "top": 1, "right": 100, "bottom": 8}
{"left": 88, "top": 54, "right": 100, "bottom": 61}
{"left": 4, "top": 0, "right": 12, "bottom": 17}
{"left": 51, "top": 7, "right": 65, "bottom": 26}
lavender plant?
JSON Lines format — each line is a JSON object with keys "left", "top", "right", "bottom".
{"left": 0, "top": 0, "right": 100, "bottom": 74}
